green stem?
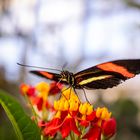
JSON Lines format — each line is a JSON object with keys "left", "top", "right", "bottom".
{"left": 42, "top": 104, "right": 48, "bottom": 121}
{"left": 24, "top": 94, "right": 38, "bottom": 124}
{"left": 70, "top": 132, "right": 75, "bottom": 140}
{"left": 41, "top": 135, "right": 44, "bottom": 140}
{"left": 102, "top": 135, "right": 109, "bottom": 140}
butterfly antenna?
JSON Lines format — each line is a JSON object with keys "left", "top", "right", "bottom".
{"left": 17, "top": 63, "right": 62, "bottom": 72}
{"left": 62, "top": 62, "right": 68, "bottom": 71}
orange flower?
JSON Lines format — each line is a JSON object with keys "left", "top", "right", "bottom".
{"left": 79, "top": 103, "right": 94, "bottom": 127}
{"left": 20, "top": 82, "right": 63, "bottom": 112}
{"left": 20, "top": 83, "right": 35, "bottom": 96}
{"left": 43, "top": 113, "right": 81, "bottom": 138}
{"left": 43, "top": 88, "right": 81, "bottom": 138}
{"left": 20, "top": 82, "right": 117, "bottom": 140}
{"left": 83, "top": 107, "right": 116, "bottom": 140}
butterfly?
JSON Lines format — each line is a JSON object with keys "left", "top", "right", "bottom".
{"left": 18, "top": 59, "right": 140, "bottom": 90}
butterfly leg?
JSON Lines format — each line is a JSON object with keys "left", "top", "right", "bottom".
{"left": 60, "top": 86, "right": 71, "bottom": 100}
{"left": 56, "top": 78, "right": 63, "bottom": 86}
{"left": 81, "top": 88, "right": 91, "bottom": 104}
{"left": 73, "top": 88, "right": 80, "bottom": 102}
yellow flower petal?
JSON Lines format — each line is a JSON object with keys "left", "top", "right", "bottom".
{"left": 36, "top": 82, "right": 49, "bottom": 93}
{"left": 87, "top": 105, "right": 93, "bottom": 115}
{"left": 64, "top": 101, "right": 69, "bottom": 110}
{"left": 96, "top": 107, "right": 112, "bottom": 120}
{"left": 54, "top": 111, "right": 61, "bottom": 118}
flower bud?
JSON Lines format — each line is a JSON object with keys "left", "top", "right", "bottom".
{"left": 102, "top": 118, "right": 117, "bottom": 139}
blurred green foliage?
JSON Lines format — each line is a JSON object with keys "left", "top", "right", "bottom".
{"left": 111, "top": 98, "right": 140, "bottom": 140}
{"left": 0, "top": 106, "right": 17, "bottom": 140}
{"left": 0, "top": 90, "right": 41, "bottom": 140}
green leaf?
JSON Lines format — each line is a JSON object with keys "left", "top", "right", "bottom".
{"left": 0, "top": 90, "right": 41, "bottom": 140}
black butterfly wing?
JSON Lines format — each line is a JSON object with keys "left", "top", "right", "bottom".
{"left": 30, "top": 71, "right": 61, "bottom": 81}
{"left": 74, "top": 59, "right": 140, "bottom": 89}
{"left": 30, "top": 71, "right": 71, "bottom": 85}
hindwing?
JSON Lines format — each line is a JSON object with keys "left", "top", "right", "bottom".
{"left": 74, "top": 59, "right": 140, "bottom": 89}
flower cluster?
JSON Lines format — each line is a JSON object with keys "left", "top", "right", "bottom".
{"left": 20, "top": 82, "right": 116, "bottom": 140}
{"left": 20, "top": 82, "right": 62, "bottom": 119}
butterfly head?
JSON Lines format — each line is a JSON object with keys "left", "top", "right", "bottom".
{"left": 61, "top": 70, "right": 74, "bottom": 85}
{"left": 61, "top": 71, "right": 70, "bottom": 79}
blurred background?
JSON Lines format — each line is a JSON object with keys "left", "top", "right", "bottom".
{"left": 0, "top": 0, "right": 140, "bottom": 140}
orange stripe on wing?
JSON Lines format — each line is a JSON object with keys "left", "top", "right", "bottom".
{"left": 39, "top": 71, "right": 54, "bottom": 79}
{"left": 97, "top": 62, "right": 135, "bottom": 78}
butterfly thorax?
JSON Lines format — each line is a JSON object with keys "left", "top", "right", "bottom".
{"left": 61, "top": 71, "right": 75, "bottom": 86}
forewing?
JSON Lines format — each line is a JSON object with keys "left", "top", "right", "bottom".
{"left": 96, "top": 59, "right": 140, "bottom": 77}
{"left": 30, "top": 71, "right": 61, "bottom": 82}
{"left": 74, "top": 59, "right": 140, "bottom": 89}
